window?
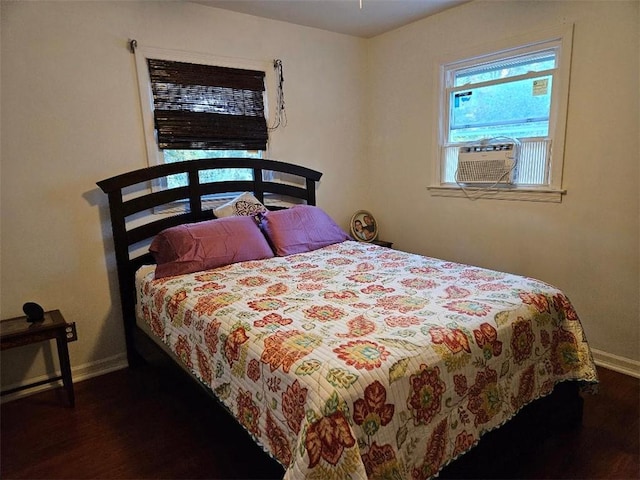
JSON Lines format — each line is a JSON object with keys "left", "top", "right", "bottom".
{"left": 133, "top": 45, "right": 275, "bottom": 189}
{"left": 431, "top": 25, "right": 574, "bottom": 202}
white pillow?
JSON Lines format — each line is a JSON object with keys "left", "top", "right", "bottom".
{"left": 213, "top": 192, "right": 268, "bottom": 218}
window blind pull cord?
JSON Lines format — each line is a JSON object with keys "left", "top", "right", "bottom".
{"left": 269, "top": 59, "right": 287, "bottom": 130}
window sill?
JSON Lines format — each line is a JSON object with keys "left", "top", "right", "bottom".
{"left": 427, "top": 185, "right": 566, "bottom": 203}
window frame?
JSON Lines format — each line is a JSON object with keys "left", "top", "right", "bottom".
{"left": 429, "top": 24, "right": 574, "bottom": 202}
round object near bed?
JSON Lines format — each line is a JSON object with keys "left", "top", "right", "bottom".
{"left": 350, "top": 210, "right": 378, "bottom": 242}
{"left": 22, "top": 302, "right": 44, "bottom": 322}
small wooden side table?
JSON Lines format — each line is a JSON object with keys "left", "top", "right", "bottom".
{"left": 0, "top": 309, "right": 78, "bottom": 407}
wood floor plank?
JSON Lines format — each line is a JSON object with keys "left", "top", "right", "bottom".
{"left": 1, "top": 365, "right": 638, "bottom": 479}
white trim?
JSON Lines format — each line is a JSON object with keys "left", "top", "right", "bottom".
{"left": 0, "top": 353, "right": 128, "bottom": 403}
{"left": 591, "top": 348, "right": 640, "bottom": 379}
{"left": 427, "top": 184, "right": 565, "bottom": 203}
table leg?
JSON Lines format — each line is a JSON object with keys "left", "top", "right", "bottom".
{"left": 56, "top": 334, "right": 75, "bottom": 407}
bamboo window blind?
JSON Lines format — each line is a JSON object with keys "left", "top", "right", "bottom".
{"left": 147, "top": 59, "right": 268, "bottom": 150}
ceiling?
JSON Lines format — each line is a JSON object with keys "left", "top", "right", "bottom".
{"left": 191, "top": 0, "right": 471, "bottom": 38}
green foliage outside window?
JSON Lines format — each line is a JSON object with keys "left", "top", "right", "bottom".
{"left": 163, "top": 150, "right": 261, "bottom": 188}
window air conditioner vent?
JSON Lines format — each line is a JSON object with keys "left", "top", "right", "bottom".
{"left": 456, "top": 143, "right": 515, "bottom": 184}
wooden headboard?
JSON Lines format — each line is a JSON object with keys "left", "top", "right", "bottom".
{"left": 97, "top": 158, "right": 322, "bottom": 364}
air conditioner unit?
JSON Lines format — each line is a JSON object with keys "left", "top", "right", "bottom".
{"left": 456, "top": 143, "right": 516, "bottom": 184}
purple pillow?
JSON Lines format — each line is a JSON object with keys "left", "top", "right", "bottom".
{"left": 260, "top": 205, "right": 351, "bottom": 256}
{"left": 150, "top": 216, "right": 274, "bottom": 279}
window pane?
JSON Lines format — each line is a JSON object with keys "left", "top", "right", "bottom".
{"left": 449, "top": 75, "right": 552, "bottom": 143}
{"left": 163, "top": 149, "right": 260, "bottom": 189}
{"left": 454, "top": 52, "right": 555, "bottom": 86}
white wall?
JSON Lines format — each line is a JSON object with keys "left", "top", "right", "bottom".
{"left": 367, "top": 0, "right": 639, "bottom": 364}
{"left": 0, "top": 1, "right": 368, "bottom": 387}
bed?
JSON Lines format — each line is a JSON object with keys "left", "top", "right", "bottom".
{"left": 97, "top": 158, "right": 598, "bottom": 479}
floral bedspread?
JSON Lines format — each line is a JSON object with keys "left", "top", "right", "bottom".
{"left": 136, "top": 240, "right": 598, "bottom": 479}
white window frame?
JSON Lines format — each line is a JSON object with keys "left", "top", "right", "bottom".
{"left": 428, "top": 24, "right": 574, "bottom": 202}
{"left": 133, "top": 45, "right": 275, "bottom": 171}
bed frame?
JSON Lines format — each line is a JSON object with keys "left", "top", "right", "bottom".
{"left": 97, "top": 158, "right": 322, "bottom": 366}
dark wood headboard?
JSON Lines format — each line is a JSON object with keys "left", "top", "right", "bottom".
{"left": 97, "top": 158, "right": 322, "bottom": 364}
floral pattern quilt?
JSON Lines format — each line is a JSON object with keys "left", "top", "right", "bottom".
{"left": 136, "top": 240, "right": 598, "bottom": 479}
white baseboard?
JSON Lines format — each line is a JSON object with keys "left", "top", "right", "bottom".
{"left": 591, "top": 348, "right": 640, "bottom": 379}
{"left": 0, "top": 353, "right": 129, "bottom": 403}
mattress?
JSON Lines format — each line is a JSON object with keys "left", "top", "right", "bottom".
{"left": 135, "top": 240, "right": 598, "bottom": 479}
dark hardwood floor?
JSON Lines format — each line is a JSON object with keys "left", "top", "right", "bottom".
{"left": 1, "top": 365, "right": 638, "bottom": 479}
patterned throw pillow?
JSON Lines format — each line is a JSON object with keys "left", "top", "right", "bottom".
{"left": 213, "top": 192, "right": 268, "bottom": 218}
